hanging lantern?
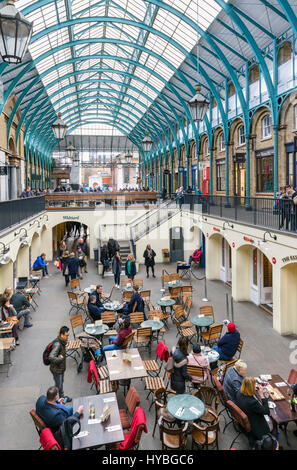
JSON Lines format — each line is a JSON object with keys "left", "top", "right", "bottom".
{"left": 187, "top": 84, "right": 210, "bottom": 122}
{"left": 0, "top": 0, "right": 33, "bottom": 64}
{"left": 51, "top": 113, "right": 68, "bottom": 141}
{"left": 142, "top": 131, "right": 153, "bottom": 154}
{"left": 66, "top": 141, "right": 76, "bottom": 160}
{"left": 124, "top": 150, "right": 133, "bottom": 164}
{"left": 73, "top": 151, "right": 80, "bottom": 167}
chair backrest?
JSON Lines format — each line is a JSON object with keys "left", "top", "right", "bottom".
{"left": 182, "top": 285, "right": 192, "bottom": 295}
{"left": 67, "top": 291, "right": 78, "bottom": 301}
{"left": 226, "top": 400, "right": 251, "bottom": 433}
{"left": 29, "top": 409, "right": 46, "bottom": 436}
{"left": 130, "top": 312, "right": 145, "bottom": 325}
{"left": 185, "top": 297, "right": 192, "bottom": 312}
{"left": 133, "top": 278, "right": 143, "bottom": 288}
{"left": 195, "top": 386, "right": 218, "bottom": 408}
{"left": 174, "top": 306, "right": 186, "bottom": 321}
{"left": 237, "top": 338, "right": 244, "bottom": 357}
{"left": 125, "top": 386, "right": 140, "bottom": 416}
{"left": 288, "top": 368, "right": 297, "bottom": 384}
{"left": 160, "top": 424, "right": 185, "bottom": 448}
{"left": 170, "top": 286, "right": 182, "bottom": 296}
{"left": 136, "top": 327, "right": 152, "bottom": 339}
{"left": 101, "top": 311, "right": 116, "bottom": 324}
{"left": 123, "top": 291, "right": 133, "bottom": 302}
{"left": 140, "top": 290, "right": 150, "bottom": 300}
{"left": 208, "top": 323, "right": 223, "bottom": 339}
{"left": 70, "top": 314, "right": 84, "bottom": 337}
{"left": 148, "top": 311, "right": 163, "bottom": 321}
{"left": 213, "top": 375, "right": 228, "bottom": 404}
{"left": 70, "top": 278, "right": 80, "bottom": 290}
{"left": 174, "top": 318, "right": 181, "bottom": 331}
{"left": 186, "top": 364, "right": 205, "bottom": 378}
{"left": 223, "top": 359, "right": 238, "bottom": 378}
{"left": 161, "top": 274, "right": 170, "bottom": 285}
{"left": 121, "top": 278, "right": 130, "bottom": 287}
{"left": 83, "top": 296, "right": 87, "bottom": 309}
{"left": 193, "top": 410, "right": 219, "bottom": 445}
{"left": 121, "top": 331, "right": 135, "bottom": 349}
{"left": 169, "top": 273, "right": 180, "bottom": 281}
{"left": 200, "top": 305, "right": 214, "bottom": 317}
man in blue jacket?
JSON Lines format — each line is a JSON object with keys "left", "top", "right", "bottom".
{"left": 87, "top": 295, "right": 104, "bottom": 321}
{"left": 213, "top": 322, "right": 240, "bottom": 361}
{"left": 122, "top": 286, "right": 145, "bottom": 318}
{"left": 36, "top": 386, "right": 83, "bottom": 433}
{"left": 33, "top": 253, "right": 49, "bottom": 277}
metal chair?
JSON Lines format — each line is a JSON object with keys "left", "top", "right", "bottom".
{"left": 67, "top": 291, "right": 85, "bottom": 316}
{"left": 119, "top": 386, "right": 140, "bottom": 429}
{"left": 174, "top": 318, "right": 196, "bottom": 344}
{"left": 191, "top": 410, "right": 220, "bottom": 450}
{"left": 160, "top": 423, "right": 188, "bottom": 450}
{"left": 200, "top": 323, "right": 223, "bottom": 346}
{"left": 225, "top": 400, "right": 252, "bottom": 449}
{"left": 133, "top": 326, "right": 152, "bottom": 352}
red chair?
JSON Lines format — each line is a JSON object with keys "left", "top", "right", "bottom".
{"left": 119, "top": 386, "right": 140, "bottom": 429}
{"left": 288, "top": 369, "right": 297, "bottom": 384}
{"left": 40, "top": 428, "right": 61, "bottom": 450}
{"left": 226, "top": 400, "right": 252, "bottom": 449}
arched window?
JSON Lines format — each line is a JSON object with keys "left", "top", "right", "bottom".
{"left": 219, "top": 133, "right": 225, "bottom": 151}
{"left": 262, "top": 114, "right": 272, "bottom": 138}
{"left": 205, "top": 139, "right": 209, "bottom": 156}
{"left": 238, "top": 125, "right": 245, "bottom": 145}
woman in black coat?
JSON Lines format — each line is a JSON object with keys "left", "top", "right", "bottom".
{"left": 67, "top": 252, "right": 79, "bottom": 281}
{"left": 100, "top": 244, "right": 109, "bottom": 278}
{"left": 170, "top": 337, "right": 192, "bottom": 394}
{"left": 61, "top": 251, "right": 70, "bottom": 286}
{"left": 143, "top": 244, "right": 156, "bottom": 278}
{"left": 235, "top": 376, "right": 272, "bottom": 448}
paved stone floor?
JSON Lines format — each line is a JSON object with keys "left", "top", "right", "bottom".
{"left": 0, "top": 260, "right": 296, "bottom": 450}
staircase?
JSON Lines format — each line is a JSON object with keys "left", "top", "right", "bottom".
{"left": 118, "top": 240, "right": 131, "bottom": 263}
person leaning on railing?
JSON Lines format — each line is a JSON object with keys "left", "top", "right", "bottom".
{"left": 20, "top": 186, "right": 32, "bottom": 198}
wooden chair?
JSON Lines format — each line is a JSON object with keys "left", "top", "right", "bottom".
{"left": 29, "top": 409, "right": 46, "bottom": 437}
{"left": 220, "top": 339, "right": 244, "bottom": 366}
{"left": 193, "top": 386, "right": 219, "bottom": 423}
{"left": 67, "top": 291, "right": 85, "bottom": 316}
{"left": 140, "top": 290, "right": 151, "bottom": 307}
{"left": 145, "top": 368, "right": 167, "bottom": 409}
{"left": 106, "top": 408, "right": 146, "bottom": 450}
{"left": 123, "top": 291, "right": 133, "bottom": 302}
{"left": 133, "top": 327, "right": 152, "bottom": 352}
{"left": 70, "top": 278, "right": 84, "bottom": 296}
{"left": 121, "top": 278, "right": 130, "bottom": 288}
{"left": 130, "top": 312, "right": 145, "bottom": 330}
{"left": 183, "top": 296, "right": 192, "bottom": 316}
{"left": 102, "top": 285, "right": 115, "bottom": 302}
{"left": 186, "top": 365, "right": 207, "bottom": 391}
{"left": 133, "top": 278, "right": 143, "bottom": 288}
{"left": 220, "top": 359, "right": 238, "bottom": 381}
{"left": 149, "top": 308, "right": 169, "bottom": 331}
{"left": 169, "top": 273, "right": 180, "bottom": 282}
{"left": 121, "top": 331, "right": 135, "bottom": 349}
{"left": 99, "top": 379, "right": 119, "bottom": 394}
{"left": 119, "top": 386, "right": 140, "bottom": 429}
{"left": 143, "top": 340, "right": 169, "bottom": 377}
{"left": 173, "top": 305, "right": 193, "bottom": 329}
{"left": 212, "top": 375, "right": 233, "bottom": 427}
{"left": 169, "top": 286, "right": 182, "bottom": 304}
{"left": 174, "top": 318, "right": 196, "bottom": 344}
{"left": 191, "top": 410, "right": 220, "bottom": 450}
{"left": 101, "top": 311, "right": 116, "bottom": 325}
{"left": 161, "top": 274, "right": 171, "bottom": 289}
{"left": 152, "top": 387, "right": 177, "bottom": 437}
{"left": 200, "top": 323, "right": 223, "bottom": 346}
{"left": 160, "top": 423, "right": 187, "bottom": 450}
{"left": 226, "top": 400, "right": 251, "bottom": 449}
{"left": 199, "top": 305, "right": 215, "bottom": 322}
{"left": 181, "top": 285, "right": 193, "bottom": 302}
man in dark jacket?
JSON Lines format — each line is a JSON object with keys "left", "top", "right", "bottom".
{"left": 48, "top": 326, "right": 71, "bottom": 401}
{"left": 36, "top": 386, "right": 83, "bottom": 433}
{"left": 67, "top": 252, "right": 79, "bottom": 280}
{"left": 10, "top": 290, "right": 32, "bottom": 328}
{"left": 213, "top": 322, "right": 240, "bottom": 361}
{"left": 91, "top": 285, "right": 104, "bottom": 309}
{"left": 122, "top": 286, "right": 145, "bottom": 317}
{"left": 88, "top": 295, "right": 104, "bottom": 321}
{"left": 170, "top": 338, "right": 192, "bottom": 394}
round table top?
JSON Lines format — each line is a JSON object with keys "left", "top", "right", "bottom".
{"left": 164, "top": 281, "right": 182, "bottom": 288}
{"left": 84, "top": 286, "right": 95, "bottom": 294}
{"left": 104, "top": 302, "right": 123, "bottom": 311}
{"left": 84, "top": 323, "right": 109, "bottom": 336}
{"left": 167, "top": 394, "right": 205, "bottom": 421}
{"left": 123, "top": 285, "right": 142, "bottom": 292}
{"left": 190, "top": 316, "right": 214, "bottom": 327}
{"left": 141, "top": 320, "right": 164, "bottom": 331}
{"left": 200, "top": 346, "right": 220, "bottom": 364}
{"left": 157, "top": 299, "right": 176, "bottom": 307}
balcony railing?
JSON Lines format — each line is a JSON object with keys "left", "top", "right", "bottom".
{"left": 0, "top": 196, "right": 45, "bottom": 232}
{"left": 45, "top": 192, "right": 158, "bottom": 208}
{"left": 172, "top": 194, "right": 297, "bottom": 235}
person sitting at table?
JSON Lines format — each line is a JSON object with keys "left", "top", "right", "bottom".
{"left": 235, "top": 376, "right": 272, "bottom": 448}
{"left": 33, "top": 253, "right": 50, "bottom": 278}
{"left": 0, "top": 296, "right": 20, "bottom": 346}
{"left": 87, "top": 295, "right": 104, "bottom": 321}
{"left": 122, "top": 285, "right": 145, "bottom": 318}
{"left": 125, "top": 253, "right": 136, "bottom": 281}
{"left": 102, "top": 318, "right": 132, "bottom": 353}
{"left": 223, "top": 359, "right": 247, "bottom": 403}
{"left": 187, "top": 343, "right": 210, "bottom": 387}
{"left": 91, "top": 285, "right": 105, "bottom": 309}
{"left": 170, "top": 337, "right": 192, "bottom": 394}
{"left": 9, "top": 288, "right": 33, "bottom": 329}
{"left": 36, "top": 386, "right": 83, "bottom": 434}
{"left": 212, "top": 322, "right": 240, "bottom": 361}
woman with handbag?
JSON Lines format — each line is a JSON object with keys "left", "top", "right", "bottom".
{"left": 125, "top": 253, "right": 136, "bottom": 280}
{"left": 100, "top": 244, "right": 109, "bottom": 278}
{"left": 0, "top": 296, "right": 19, "bottom": 346}
{"left": 170, "top": 337, "right": 192, "bottom": 394}
{"left": 61, "top": 251, "right": 70, "bottom": 287}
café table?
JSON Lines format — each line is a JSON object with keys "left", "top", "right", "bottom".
{"left": 84, "top": 323, "right": 109, "bottom": 342}
{"left": 72, "top": 393, "right": 124, "bottom": 450}
{"left": 29, "top": 275, "right": 41, "bottom": 294}
{"left": 104, "top": 301, "right": 124, "bottom": 312}
{"left": 23, "top": 287, "right": 39, "bottom": 310}
{"left": 84, "top": 286, "right": 96, "bottom": 295}
{"left": 164, "top": 281, "right": 182, "bottom": 288}
{"left": 200, "top": 346, "right": 220, "bottom": 364}
{"left": 262, "top": 374, "right": 297, "bottom": 446}
{"left": 141, "top": 319, "right": 164, "bottom": 342}
{"left": 157, "top": 298, "right": 176, "bottom": 318}
{"left": 167, "top": 393, "right": 205, "bottom": 422}
{"left": 190, "top": 316, "right": 214, "bottom": 341}
{"left": 0, "top": 337, "right": 15, "bottom": 377}
{"left": 105, "top": 348, "right": 148, "bottom": 382}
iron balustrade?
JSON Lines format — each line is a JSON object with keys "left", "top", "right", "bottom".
{"left": 0, "top": 196, "right": 45, "bottom": 232}
{"left": 45, "top": 191, "right": 158, "bottom": 208}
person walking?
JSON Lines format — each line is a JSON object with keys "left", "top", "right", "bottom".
{"left": 67, "top": 252, "right": 79, "bottom": 280}
{"left": 48, "top": 326, "right": 72, "bottom": 402}
{"left": 100, "top": 244, "right": 109, "bottom": 278}
{"left": 108, "top": 238, "right": 120, "bottom": 260}
{"left": 175, "top": 186, "right": 185, "bottom": 209}
{"left": 112, "top": 251, "right": 122, "bottom": 288}
{"left": 125, "top": 253, "right": 136, "bottom": 281}
{"left": 61, "top": 251, "right": 70, "bottom": 287}
{"left": 76, "top": 246, "right": 87, "bottom": 278}
{"left": 143, "top": 244, "right": 156, "bottom": 278}
{"left": 170, "top": 337, "right": 192, "bottom": 394}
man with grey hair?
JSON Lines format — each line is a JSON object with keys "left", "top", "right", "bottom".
{"left": 223, "top": 359, "right": 247, "bottom": 403}
{"left": 87, "top": 294, "right": 103, "bottom": 321}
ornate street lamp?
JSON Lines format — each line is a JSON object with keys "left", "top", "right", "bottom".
{"left": 66, "top": 141, "right": 76, "bottom": 160}
{"left": 124, "top": 149, "right": 133, "bottom": 164}
{"left": 73, "top": 151, "right": 80, "bottom": 167}
{"left": 51, "top": 113, "right": 68, "bottom": 141}
{"left": 142, "top": 131, "right": 153, "bottom": 154}
{"left": 0, "top": 0, "right": 33, "bottom": 64}
{"left": 187, "top": 84, "right": 209, "bottom": 122}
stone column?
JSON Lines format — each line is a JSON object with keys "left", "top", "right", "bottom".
{"left": 10, "top": 166, "right": 17, "bottom": 200}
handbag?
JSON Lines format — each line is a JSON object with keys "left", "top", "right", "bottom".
{"left": 164, "top": 356, "right": 174, "bottom": 373}
{"left": 64, "top": 266, "right": 69, "bottom": 276}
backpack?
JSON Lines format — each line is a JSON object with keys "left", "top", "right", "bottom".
{"left": 42, "top": 339, "right": 57, "bottom": 366}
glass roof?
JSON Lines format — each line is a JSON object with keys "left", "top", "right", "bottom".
{"left": 14, "top": 0, "right": 222, "bottom": 139}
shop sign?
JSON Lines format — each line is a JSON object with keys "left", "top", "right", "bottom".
{"left": 63, "top": 216, "right": 80, "bottom": 220}
{"left": 282, "top": 255, "right": 297, "bottom": 263}
{"left": 272, "top": 257, "right": 276, "bottom": 264}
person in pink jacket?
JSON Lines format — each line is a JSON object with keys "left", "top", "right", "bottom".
{"left": 187, "top": 344, "right": 210, "bottom": 387}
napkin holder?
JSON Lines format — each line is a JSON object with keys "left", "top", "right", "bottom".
{"left": 153, "top": 316, "right": 160, "bottom": 323}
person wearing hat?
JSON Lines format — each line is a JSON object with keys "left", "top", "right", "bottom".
{"left": 187, "top": 344, "right": 210, "bottom": 386}
{"left": 213, "top": 322, "right": 240, "bottom": 361}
